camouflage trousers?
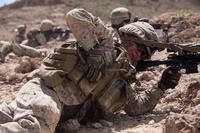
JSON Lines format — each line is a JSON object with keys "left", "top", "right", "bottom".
{"left": 0, "top": 78, "right": 164, "bottom": 133}
{"left": 124, "top": 84, "right": 164, "bottom": 116}
{"left": 0, "top": 78, "right": 62, "bottom": 133}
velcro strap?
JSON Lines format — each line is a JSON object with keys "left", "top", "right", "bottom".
{"left": 47, "top": 53, "right": 77, "bottom": 61}
{"left": 54, "top": 47, "right": 77, "bottom": 54}
{"left": 60, "top": 40, "right": 77, "bottom": 48}
{"left": 43, "top": 58, "right": 65, "bottom": 70}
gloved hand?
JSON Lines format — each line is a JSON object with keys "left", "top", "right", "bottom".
{"left": 85, "top": 54, "right": 105, "bottom": 82}
{"left": 77, "top": 46, "right": 103, "bottom": 82}
{"left": 158, "top": 66, "right": 181, "bottom": 91}
{"left": 77, "top": 45, "right": 115, "bottom": 82}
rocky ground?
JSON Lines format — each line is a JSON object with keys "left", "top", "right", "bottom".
{"left": 0, "top": 0, "right": 200, "bottom": 133}
{"left": 152, "top": 11, "right": 200, "bottom": 43}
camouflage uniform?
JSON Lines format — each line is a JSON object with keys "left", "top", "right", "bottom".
{"left": 109, "top": 7, "right": 132, "bottom": 45}
{"left": 24, "top": 19, "right": 69, "bottom": 47}
{"left": 14, "top": 24, "right": 26, "bottom": 44}
{"left": 110, "top": 7, "right": 131, "bottom": 28}
{"left": 110, "top": 7, "right": 169, "bottom": 43}
{"left": 23, "top": 19, "right": 54, "bottom": 47}
{"left": 0, "top": 20, "right": 69, "bottom": 62}
{"left": 0, "top": 41, "right": 42, "bottom": 62}
{"left": 118, "top": 21, "right": 163, "bottom": 115}
{"left": 0, "top": 8, "right": 165, "bottom": 133}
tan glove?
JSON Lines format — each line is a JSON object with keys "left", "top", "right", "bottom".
{"left": 85, "top": 54, "right": 105, "bottom": 82}
{"left": 78, "top": 45, "right": 116, "bottom": 82}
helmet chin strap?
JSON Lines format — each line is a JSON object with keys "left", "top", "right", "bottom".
{"left": 146, "top": 47, "right": 152, "bottom": 57}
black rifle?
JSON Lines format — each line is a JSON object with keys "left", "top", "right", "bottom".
{"left": 136, "top": 52, "right": 200, "bottom": 73}
{"left": 133, "top": 38, "right": 200, "bottom": 73}
{"left": 134, "top": 17, "right": 171, "bottom": 30}
{"left": 52, "top": 27, "right": 70, "bottom": 41}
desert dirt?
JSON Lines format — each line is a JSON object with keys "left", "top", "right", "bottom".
{"left": 0, "top": 0, "right": 200, "bottom": 133}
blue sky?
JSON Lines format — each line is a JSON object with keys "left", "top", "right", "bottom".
{"left": 0, "top": 0, "right": 16, "bottom": 7}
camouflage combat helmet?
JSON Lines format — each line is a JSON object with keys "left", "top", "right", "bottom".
{"left": 110, "top": 7, "right": 131, "bottom": 26}
{"left": 119, "top": 22, "right": 158, "bottom": 41}
{"left": 15, "top": 24, "right": 26, "bottom": 33}
{"left": 40, "top": 19, "right": 54, "bottom": 31}
{"left": 119, "top": 22, "right": 158, "bottom": 58}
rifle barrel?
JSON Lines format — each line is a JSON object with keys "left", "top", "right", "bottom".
{"left": 132, "top": 38, "right": 200, "bottom": 53}
{"left": 136, "top": 54, "right": 200, "bottom": 72}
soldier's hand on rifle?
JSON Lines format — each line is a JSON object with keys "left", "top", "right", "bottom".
{"left": 158, "top": 66, "right": 181, "bottom": 91}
